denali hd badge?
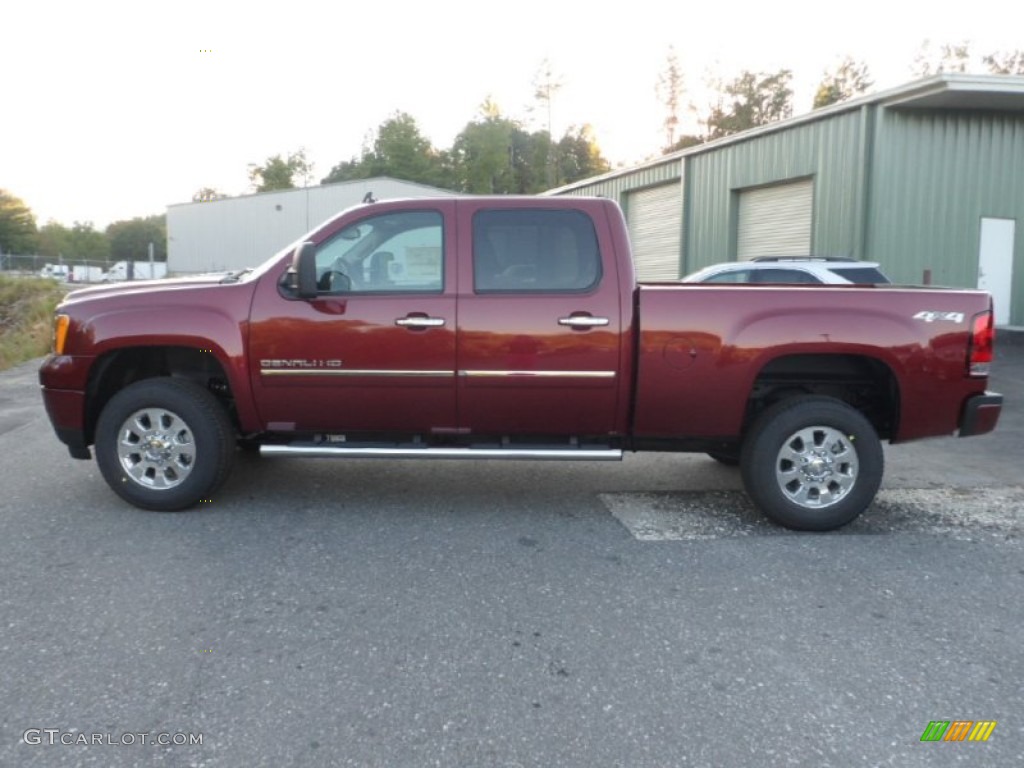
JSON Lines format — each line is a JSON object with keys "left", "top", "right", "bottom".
{"left": 260, "top": 359, "right": 343, "bottom": 368}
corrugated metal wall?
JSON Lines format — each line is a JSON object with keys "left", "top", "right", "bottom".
{"left": 684, "top": 111, "right": 864, "bottom": 273}
{"left": 556, "top": 160, "right": 681, "bottom": 206}
{"left": 167, "top": 178, "right": 453, "bottom": 274}
{"left": 868, "top": 109, "right": 1024, "bottom": 324}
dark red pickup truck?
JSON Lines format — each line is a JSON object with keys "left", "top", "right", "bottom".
{"left": 39, "top": 196, "right": 1002, "bottom": 530}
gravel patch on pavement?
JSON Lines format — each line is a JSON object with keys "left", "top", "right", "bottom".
{"left": 601, "top": 487, "right": 1024, "bottom": 540}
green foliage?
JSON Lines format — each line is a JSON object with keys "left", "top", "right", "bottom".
{"left": 0, "top": 190, "right": 38, "bottom": 255}
{"left": 451, "top": 106, "right": 522, "bottom": 193}
{"left": 249, "top": 149, "right": 313, "bottom": 192}
{"left": 322, "top": 112, "right": 442, "bottom": 187}
{"left": 320, "top": 157, "right": 367, "bottom": 184}
{"left": 557, "top": 125, "right": 612, "bottom": 185}
{"left": 813, "top": 57, "right": 873, "bottom": 109}
{"left": 664, "top": 134, "right": 705, "bottom": 153}
{"left": 705, "top": 70, "right": 794, "bottom": 139}
{"left": 0, "top": 274, "right": 64, "bottom": 370}
{"left": 35, "top": 221, "right": 111, "bottom": 262}
{"left": 106, "top": 215, "right": 167, "bottom": 261}
{"left": 321, "top": 103, "right": 610, "bottom": 194}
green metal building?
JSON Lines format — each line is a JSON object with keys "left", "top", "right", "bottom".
{"left": 548, "top": 74, "right": 1024, "bottom": 326}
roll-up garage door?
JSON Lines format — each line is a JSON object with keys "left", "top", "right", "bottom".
{"left": 627, "top": 183, "right": 682, "bottom": 280}
{"left": 737, "top": 179, "right": 813, "bottom": 260}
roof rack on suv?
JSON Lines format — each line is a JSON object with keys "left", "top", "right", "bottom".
{"left": 750, "top": 256, "right": 859, "bottom": 263}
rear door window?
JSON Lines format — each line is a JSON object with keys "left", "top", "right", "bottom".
{"left": 472, "top": 209, "right": 601, "bottom": 293}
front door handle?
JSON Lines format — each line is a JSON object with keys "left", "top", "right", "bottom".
{"left": 558, "top": 315, "right": 610, "bottom": 329}
{"left": 395, "top": 315, "right": 445, "bottom": 329}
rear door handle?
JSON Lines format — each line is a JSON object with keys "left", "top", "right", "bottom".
{"left": 558, "top": 315, "right": 609, "bottom": 328}
{"left": 395, "top": 315, "right": 445, "bottom": 329}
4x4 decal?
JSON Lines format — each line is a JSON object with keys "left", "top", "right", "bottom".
{"left": 913, "top": 311, "right": 965, "bottom": 323}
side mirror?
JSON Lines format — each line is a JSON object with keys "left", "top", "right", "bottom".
{"left": 293, "top": 241, "right": 318, "bottom": 299}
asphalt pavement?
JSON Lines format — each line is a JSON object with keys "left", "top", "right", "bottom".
{"left": 1, "top": 345, "right": 1021, "bottom": 767}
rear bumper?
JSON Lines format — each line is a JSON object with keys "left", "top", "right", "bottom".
{"left": 958, "top": 391, "right": 1003, "bottom": 437}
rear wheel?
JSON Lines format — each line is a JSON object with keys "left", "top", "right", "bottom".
{"left": 95, "top": 378, "right": 235, "bottom": 510}
{"left": 740, "top": 396, "right": 883, "bottom": 531}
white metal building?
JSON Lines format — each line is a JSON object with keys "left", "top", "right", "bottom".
{"left": 167, "top": 177, "right": 456, "bottom": 274}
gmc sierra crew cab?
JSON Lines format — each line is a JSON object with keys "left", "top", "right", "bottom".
{"left": 39, "top": 197, "right": 1003, "bottom": 530}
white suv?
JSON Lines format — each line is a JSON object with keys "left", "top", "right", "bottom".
{"left": 682, "top": 257, "right": 891, "bottom": 285}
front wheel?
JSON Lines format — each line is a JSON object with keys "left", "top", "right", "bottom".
{"left": 95, "top": 378, "right": 235, "bottom": 510}
{"left": 740, "top": 396, "right": 883, "bottom": 531}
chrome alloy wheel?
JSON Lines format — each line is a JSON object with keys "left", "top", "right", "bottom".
{"left": 774, "top": 426, "right": 858, "bottom": 509}
{"left": 116, "top": 408, "right": 196, "bottom": 490}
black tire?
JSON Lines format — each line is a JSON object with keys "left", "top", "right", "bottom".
{"left": 707, "top": 450, "right": 740, "bottom": 466}
{"left": 95, "top": 378, "right": 235, "bottom": 511}
{"left": 740, "top": 395, "right": 883, "bottom": 531}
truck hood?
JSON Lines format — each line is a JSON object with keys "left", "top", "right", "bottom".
{"left": 60, "top": 273, "right": 242, "bottom": 305}
{"left": 62, "top": 274, "right": 234, "bottom": 303}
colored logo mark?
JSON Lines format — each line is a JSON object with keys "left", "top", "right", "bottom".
{"left": 920, "top": 720, "right": 996, "bottom": 742}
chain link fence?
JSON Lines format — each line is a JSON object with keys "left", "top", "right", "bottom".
{"left": 0, "top": 253, "right": 110, "bottom": 283}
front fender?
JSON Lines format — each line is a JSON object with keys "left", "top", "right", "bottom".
{"left": 82, "top": 306, "right": 259, "bottom": 432}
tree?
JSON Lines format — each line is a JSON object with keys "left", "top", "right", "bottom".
{"left": 249, "top": 149, "right": 313, "bottom": 192}
{"left": 322, "top": 89, "right": 614, "bottom": 194}
{"left": 705, "top": 69, "right": 794, "bottom": 139}
{"left": 320, "top": 157, "right": 367, "bottom": 185}
{"left": 656, "top": 46, "right": 685, "bottom": 151}
{"left": 557, "top": 125, "right": 611, "bottom": 185}
{"left": 192, "top": 187, "right": 227, "bottom": 202}
{"left": 912, "top": 39, "right": 970, "bottom": 77}
{"left": 813, "top": 57, "right": 873, "bottom": 109}
{"left": 532, "top": 59, "right": 564, "bottom": 187}
{"left": 322, "top": 112, "right": 443, "bottom": 186}
{"left": 36, "top": 222, "right": 72, "bottom": 259}
{"left": 106, "top": 215, "right": 167, "bottom": 261}
{"left": 365, "top": 111, "right": 439, "bottom": 184}
{"left": 450, "top": 101, "right": 521, "bottom": 193}
{"left": 984, "top": 50, "right": 1024, "bottom": 75}
{"left": 37, "top": 221, "right": 110, "bottom": 262}
{"left": 665, "top": 134, "right": 705, "bottom": 153}
{"left": 0, "top": 190, "right": 38, "bottom": 254}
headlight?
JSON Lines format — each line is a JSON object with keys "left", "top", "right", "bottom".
{"left": 53, "top": 314, "right": 70, "bottom": 354}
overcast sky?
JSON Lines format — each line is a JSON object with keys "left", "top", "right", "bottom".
{"left": 3, "top": 0, "right": 1022, "bottom": 228}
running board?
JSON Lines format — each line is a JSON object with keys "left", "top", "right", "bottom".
{"left": 260, "top": 445, "right": 623, "bottom": 461}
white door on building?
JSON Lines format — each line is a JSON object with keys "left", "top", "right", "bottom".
{"left": 737, "top": 179, "right": 813, "bottom": 260}
{"left": 627, "top": 183, "right": 682, "bottom": 280}
{"left": 978, "top": 218, "right": 1015, "bottom": 326}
